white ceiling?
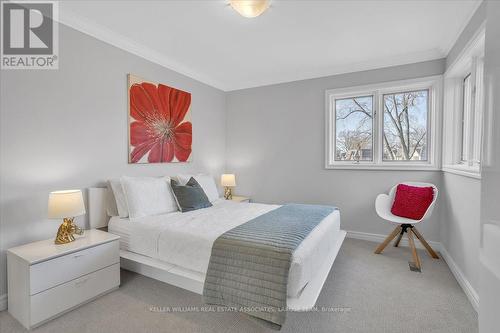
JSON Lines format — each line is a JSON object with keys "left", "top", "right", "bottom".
{"left": 60, "top": 0, "right": 481, "bottom": 91}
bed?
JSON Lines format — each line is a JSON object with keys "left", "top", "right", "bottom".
{"left": 88, "top": 188, "right": 346, "bottom": 311}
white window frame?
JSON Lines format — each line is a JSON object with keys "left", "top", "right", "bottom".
{"left": 442, "top": 26, "right": 485, "bottom": 179}
{"left": 325, "top": 76, "right": 442, "bottom": 170}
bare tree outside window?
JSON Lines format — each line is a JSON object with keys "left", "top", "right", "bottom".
{"left": 383, "top": 90, "right": 428, "bottom": 161}
{"left": 335, "top": 96, "right": 373, "bottom": 161}
{"left": 327, "top": 79, "right": 437, "bottom": 169}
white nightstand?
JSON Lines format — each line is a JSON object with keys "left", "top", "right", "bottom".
{"left": 7, "top": 230, "right": 120, "bottom": 329}
{"left": 230, "top": 196, "right": 251, "bottom": 203}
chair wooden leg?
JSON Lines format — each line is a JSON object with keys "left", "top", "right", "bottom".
{"left": 411, "top": 227, "right": 440, "bottom": 259}
{"left": 374, "top": 226, "right": 402, "bottom": 254}
{"left": 393, "top": 229, "right": 404, "bottom": 247}
{"left": 407, "top": 229, "right": 422, "bottom": 271}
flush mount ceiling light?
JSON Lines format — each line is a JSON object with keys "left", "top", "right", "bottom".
{"left": 229, "top": 0, "right": 271, "bottom": 18}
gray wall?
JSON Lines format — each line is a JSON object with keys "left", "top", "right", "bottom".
{"left": 441, "top": 173, "right": 481, "bottom": 291}
{"left": 226, "top": 60, "right": 445, "bottom": 240}
{"left": 0, "top": 25, "right": 227, "bottom": 296}
{"left": 479, "top": 1, "right": 500, "bottom": 330}
{"left": 481, "top": 0, "right": 500, "bottom": 229}
{"left": 439, "top": 2, "right": 486, "bottom": 296}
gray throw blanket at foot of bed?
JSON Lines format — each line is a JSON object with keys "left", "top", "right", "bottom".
{"left": 203, "top": 203, "right": 337, "bottom": 328}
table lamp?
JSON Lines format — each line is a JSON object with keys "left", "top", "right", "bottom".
{"left": 221, "top": 174, "right": 236, "bottom": 200}
{"left": 48, "top": 190, "right": 86, "bottom": 244}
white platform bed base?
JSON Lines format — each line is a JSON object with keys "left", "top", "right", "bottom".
{"left": 120, "top": 230, "right": 346, "bottom": 310}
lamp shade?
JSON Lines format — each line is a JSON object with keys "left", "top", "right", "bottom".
{"left": 221, "top": 174, "right": 236, "bottom": 187}
{"left": 229, "top": 0, "right": 270, "bottom": 18}
{"left": 48, "top": 190, "right": 86, "bottom": 219}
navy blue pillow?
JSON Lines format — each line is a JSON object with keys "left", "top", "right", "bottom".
{"left": 170, "top": 177, "right": 213, "bottom": 213}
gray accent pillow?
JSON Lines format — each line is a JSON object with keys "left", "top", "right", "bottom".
{"left": 170, "top": 177, "right": 213, "bottom": 213}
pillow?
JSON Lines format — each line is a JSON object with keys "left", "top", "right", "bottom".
{"left": 176, "top": 174, "right": 219, "bottom": 203}
{"left": 108, "top": 179, "right": 129, "bottom": 218}
{"left": 391, "top": 184, "right": 434, "bottom": 220}
{"left": 170, "top": 177, "right": 213, "bottom": 213}
{"left": 121, "top": 176, "right": 178, "bottom": 219}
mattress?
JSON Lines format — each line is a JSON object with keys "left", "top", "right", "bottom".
{"left": 108, "top": 200, "right": 341, "bottom": 298}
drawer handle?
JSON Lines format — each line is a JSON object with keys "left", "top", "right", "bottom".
{"left": 73, "top": 254, "right": 85, "bottom": 259}
{"left": 75, "top": 277, "right": 89, "bottom": 287}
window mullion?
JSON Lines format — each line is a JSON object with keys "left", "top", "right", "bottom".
{"left": 375, "top": 91, "right": 382, "bottom": 164}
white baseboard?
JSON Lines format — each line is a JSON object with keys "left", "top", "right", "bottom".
{"left": 0, "top": 294, "right": 7, "bottom": 311}
{"left": 346, "top": 230, "right": 442, "bottom": 251}
{"left": 439, "top": 246, "right": 479, "bottom": 312}
{"left": 346, "top": 230, "right": 479, "bottom": 312}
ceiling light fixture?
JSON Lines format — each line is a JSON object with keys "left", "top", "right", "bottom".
{"left": 229, "top": 0, "right": 270, "bottom": 18}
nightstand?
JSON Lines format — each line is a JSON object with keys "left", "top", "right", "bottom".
{"left": 230, "top": 196, "right": 251, "bottom": 203}
{"left": 7, "top": 229, "right": 120, "bottom": 329}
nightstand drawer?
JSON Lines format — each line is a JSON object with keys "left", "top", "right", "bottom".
{"left": 30, "top": 240, "right": 119, "bottom": 295}
{"left": 30, "top": 263, "right": 120, "bottom": 327}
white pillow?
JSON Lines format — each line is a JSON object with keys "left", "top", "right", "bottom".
{"left": 108, "top": 179, "right": 128, "bottom": 218}
{"left": 121, "top": 176, "right": 178, "bottom": 219}
{"left": 176, "top": 174, "right": 219, "bottom": 203}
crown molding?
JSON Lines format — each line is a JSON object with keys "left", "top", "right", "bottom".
{"left": 57, "top": 4, "right": 459, "bottom": 92}
{"left": 57, "top": 7, "right": 229, "bottom": 91}
{"left": 228, "top": 49, "right": 445, "bottom": 91}
{"left": 441, "top": 0, "right": 484, "bottom": 57}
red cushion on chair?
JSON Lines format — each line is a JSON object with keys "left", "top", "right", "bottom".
{"left": 391, "top": 184, "right": 434, "bottom": 220}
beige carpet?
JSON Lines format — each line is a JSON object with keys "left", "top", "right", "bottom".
{"left": 0, "top": 238, "right": 478, "bottom": 333}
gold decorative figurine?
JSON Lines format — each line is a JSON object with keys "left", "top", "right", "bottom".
{"left": 48, "top": 190, "right": 86, "bottom": 245}
{"left": 55, "top": 217, "right": 84, "bottom": 244}
{"left": 224, "top": 187, "right": 233, "bottom": 200}
{"left": 221, "top": 174, "right": 236, "bottom": 200}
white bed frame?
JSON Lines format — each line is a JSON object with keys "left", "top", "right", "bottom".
{"left": 88, "top": 187, "right": 346, "bottom": 310}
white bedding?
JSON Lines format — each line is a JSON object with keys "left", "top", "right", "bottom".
{"left": 108, "top": 199, "right": 341, "bottom": 298}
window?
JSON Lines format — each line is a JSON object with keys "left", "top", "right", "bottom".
{"left": 460, "top": 59, "right": 483, "bottom": 168}
{"left": 335, "top": 96, "right": 373, "bottom": 162}
{"left": 383, "top": 90, "right": 429, "bottom": 161}
{"left": 326, "top": 77, "right": 440, "bottom": 170}
{"left": 442, "top": 28, "right": 484, "bottom": 178}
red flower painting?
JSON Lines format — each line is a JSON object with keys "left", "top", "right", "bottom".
{"left": 128, "top": 75, "right": 192, "bottom": 163}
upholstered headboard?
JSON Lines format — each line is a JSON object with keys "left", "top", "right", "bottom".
{"left": 88, "top": 187, "right": 111, "bottom": 229}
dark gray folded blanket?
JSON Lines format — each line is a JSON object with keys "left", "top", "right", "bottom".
{"left": 203, "top": 203, "right": 337, "bottom": 328}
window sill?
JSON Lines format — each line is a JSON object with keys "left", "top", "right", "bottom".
{"left": 442, "top": 165, "right": 481, "bottom": 179}
{"left": 325, "top": 163, "right": 440, "bottom": 171}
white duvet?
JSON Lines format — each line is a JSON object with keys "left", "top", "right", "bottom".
{"left": 108, "top": 200, "right": 340, "bottom": 297}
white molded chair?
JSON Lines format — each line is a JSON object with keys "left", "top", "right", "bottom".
{"left": 374, "top": 182, "right": 440, "bottom": 272}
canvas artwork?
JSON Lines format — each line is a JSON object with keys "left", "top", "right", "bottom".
{"left": 128, "top": 74, "right": 192, "bottom": 163}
